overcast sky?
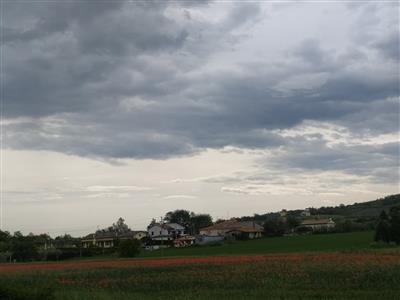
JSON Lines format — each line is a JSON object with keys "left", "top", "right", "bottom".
{"left": 1, "top": 0, "right": 399, "bottom": 236}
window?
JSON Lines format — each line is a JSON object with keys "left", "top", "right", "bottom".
{"left": 151, "top": 231, "right": 154, "bottom": 236}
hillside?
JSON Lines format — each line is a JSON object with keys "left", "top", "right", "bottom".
{"left": 309, "top": 194, "right": 400, "bottom": 218}
{"left": 241, "top": 194, "right": 400, "bottom": 224}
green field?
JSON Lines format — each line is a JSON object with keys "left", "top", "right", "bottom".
{"left": 139, "top": 231, "right": 377, "bottom": 258}
{"left": 1, "top": 231, "right": 399, "bottom": 300}
{"left": 1, "top": 253, "right": 400, "bottom": 300}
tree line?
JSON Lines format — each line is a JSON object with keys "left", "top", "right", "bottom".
{"left": 374, "top": 207, "right": 400, "bottom": 244}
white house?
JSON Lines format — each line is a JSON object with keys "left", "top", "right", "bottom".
{"left": 147, "top": 223, "right": 186, "bottom": 241}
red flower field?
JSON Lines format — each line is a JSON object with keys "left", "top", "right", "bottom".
{"left": 1, "top": 252, "right": 399, "bottom": 273}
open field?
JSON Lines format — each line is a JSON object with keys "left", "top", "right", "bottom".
{"left": 1, "top": 251, "right": 399, "bottom": 300}
{"left": 139, "top": 231, "right": 377, "bottom": 258}
{"left": 1, "top": 232, "right": 399, "bottom": 299}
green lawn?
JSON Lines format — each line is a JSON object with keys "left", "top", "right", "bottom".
{"left": 139, "top": 231, "right": 376, "bottom": 258}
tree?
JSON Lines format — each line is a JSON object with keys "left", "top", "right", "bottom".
{"left": 190, "top": 214, "right": 213, "bottom": 234}
{"left": 263, "top": 217, "right": 287, "bottom": 237}
{"left": 112, "top": 217, "right": 130, "bottom": 234}
{"left": 164, "top": 210, "right": 191, "bottom": 225}
{"left": 286, "top": 215, "right": 300, "bottom": 231}
{"left": 54, "top": 234, "right": 79, "bottom": 248}
{"left": 389, "top": 207, "right": 400, "bottom": 244}
{"left": 10, "top": 232, "right": 39, "bottom": 261}
{"left": 118, "top": 239, "right": 141, "bottom": 257}
{"left": 375, "top": 210, "right": 391, "bottom": 243}
{"left": 147, "top": 218, "right": 157, "bottom": 229}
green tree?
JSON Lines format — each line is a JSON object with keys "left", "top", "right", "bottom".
{"left": 389, "top": 207, "right": 400, "bottom": 244}
{"left": 190, "top": 214, "right": 213, "bottom": 234}
{"left": 165, "top": 210, "right": 191, "bottom": 225}
{"left": 112, "top": 217, "right": 130, "bottom": 234}
{"left": 118, "top": 239, "right": 141, "bottom": 257}
{"left": 11, "top": 232, "right": 39, "bottom": 261}
{"left": 147, "top": 218, "right": 157, "bottom": 229}
{"left": 286, "top": 215, "right": 300, "bottom": 231}
{"left": 374, "top": 211, "right": 391, "bottom": 243}
{"left": 263, "top": 217, "right": 287, "bottom": 237}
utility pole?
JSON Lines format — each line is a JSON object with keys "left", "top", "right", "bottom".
{"left": 160, "top": 216, "right": 164, "bottom": 257}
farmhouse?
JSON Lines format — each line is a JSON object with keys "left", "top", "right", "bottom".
{"left": 81, "top": 230, "right": 147, "bottom": 248}
{"left": 147, "top": 223, "right": 186, "bottom": 241}
{"left": 301, "top": 218, "right": 335, "bottom": 231}
{"left": 199, "top": 220, "right": 263, "bottom": 239}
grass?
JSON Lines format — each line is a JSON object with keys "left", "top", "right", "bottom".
{"left": 1, "top": 254, "right": 400, "bottom": 299}
{"left": 1, "top": 231, "right": 399, "bottom": 299}
{"left": 138, "top": 231, "right": 377, "bottom": 258}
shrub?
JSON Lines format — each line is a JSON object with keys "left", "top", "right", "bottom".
{"left": 118, "top": 239, "right": 141, "bottom": 257}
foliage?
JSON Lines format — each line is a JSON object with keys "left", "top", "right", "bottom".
{"left": 118, "top": 239, "right": 141, "bottom": 257}
{"left": 189, "top": 214, "right": 213, "bottom": 234}
{"left": 165, "top": 210, "right": 191, "bottom": 225}
{"left": 389, "top": 207, "right": 400, "bottom": 244}
{"left": 147, "top": 218, "right": 157, "bottom": 229}
{"left": 263, "top": 217, "right": 287, "bottom": 237}
{"left": 375, "top": 208, "right": 400, "bottom": 245}
{"left": 286, "top": 215, "right": 300, "bottom": 230}
{"left": 163, "top": 209, "right": 213, "bottom": 234}
{"left": 53, "top": 234, "right": 79, "bottom": 248}
{"left": 375, "top": 211, "right": 391, "bottom": 243}
{"left": 10, "top": 232, "right": 40, "bottom": 262}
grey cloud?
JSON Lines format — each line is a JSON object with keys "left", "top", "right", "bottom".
{"left": 268, "top": 138, "right": 399, "bottom": 184}
{"left": 3, "top": 0, "right": 399, "bottom": 182}
{"left": 372, "top": 31, "right": 399, "bottom": 61}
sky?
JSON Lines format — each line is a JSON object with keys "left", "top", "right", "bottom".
{"left": 1, "top": 0, "right": 399, "bottom": 236}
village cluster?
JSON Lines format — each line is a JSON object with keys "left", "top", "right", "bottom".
{"left": 81, "top": 209, "right": 335, "bottom": 250}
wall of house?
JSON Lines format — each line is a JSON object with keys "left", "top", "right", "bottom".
{"left": 148, "top": 225, "right": 169, "bottom": 237}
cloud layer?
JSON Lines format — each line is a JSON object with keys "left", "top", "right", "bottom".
{"left": 2, "top": 1, "right": 399, "bottom": 185}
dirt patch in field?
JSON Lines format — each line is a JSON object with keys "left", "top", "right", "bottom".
{"left": 1, "top": 253, "right": 398, "bottom": 273}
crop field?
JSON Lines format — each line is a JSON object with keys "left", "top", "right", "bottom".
{"left": 1, "top": 232, "right": 399, "bottom": 299}
{"left": 1, "top": 252, "right": 400, "bottom": 300}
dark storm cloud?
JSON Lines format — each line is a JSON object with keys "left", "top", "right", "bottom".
{"left": 2, "top": 1, "right": 399, "bottom": 183}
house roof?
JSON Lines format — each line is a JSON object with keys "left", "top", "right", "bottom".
{"left": 301, "top": 219, "right": 334, "bottom": 225}
{"left": 200, "top": 220, "right": 263, "bottom": 232}
{"left": 82, "top": 230, "right": 147, "bottom": 241}
{"left": 149, "top": 223, "right": 185, "bottom": 230}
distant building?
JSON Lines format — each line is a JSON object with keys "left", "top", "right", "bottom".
{"left": 300, "top": 208, "right": 311, "bottom": 217}
{"left": 199, "top": 220, "right": 263, "bottom": 239}
{"left": 279, "top": 209, "right": 288, "bottom": 222}
{"left": 147, "top": 223, "right": 186, "bottom": 241}
{"left": 81, "top": 230, "right": 147, "bottom": 248}
{"left": 300, "top": 218, "right": 335, "bottom": 231}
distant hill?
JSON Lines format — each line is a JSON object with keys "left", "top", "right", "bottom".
{"left": 309, "top": 194, "right": 400, "bottom": 218}
{"left": 240, "top": 194, "right": 400, "bottom": 224}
